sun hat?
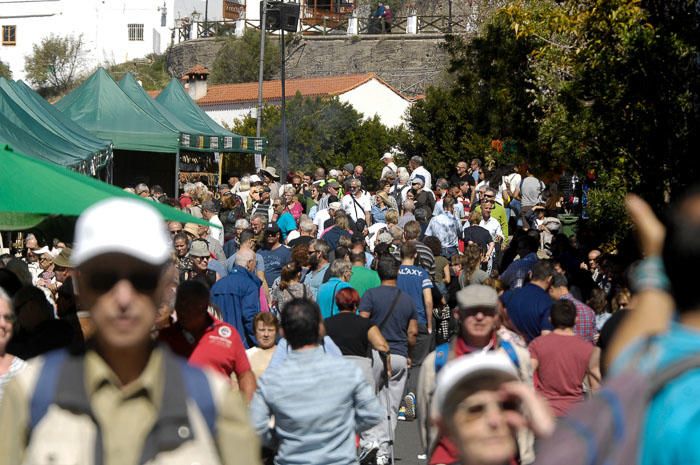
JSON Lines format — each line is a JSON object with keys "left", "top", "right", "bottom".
{"left": 183, "top": 223, "right": 200, "bottom": 237}
{"left": 72, "top": 198, "right": 170, "bottom": 267}
{"left": 53, "top": 248, "right": 73, "bottom": 268}
{"left": 434, "top": 352, "right": 519, "bottom": 419}
{"left": 343, "top": 163, "right": 354, "bottom": 172}
{"left": 261, "top": 167, "right": 280, "bottom": 180}
{"left": 189, "top": 240, "right": 211, "bottom": 257}
{"left": 328, "top": 202, "right": 342, "bottom": 211}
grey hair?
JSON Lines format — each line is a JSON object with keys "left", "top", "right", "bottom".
{"left": 410, "top": 155, "right": 423, "bottom": 166}
{"left": 330, "top": 259, "right": 352, "bottom": 278}
{"left": 398, "top": 172, "right": 410, "bottom": 183}
{"left": 0, "top": 287, "right": 12, "bottom": 312}
{"left": 284, "top": 185, "right": 296, "bottom": 195}
{"left": 184, "top": 182, "right": 196, "bottom": 194}
{"left": 235, "top": 218, "right": 250, "bottom": 229}
{"left": 235, "top": 249, "right": 255, "bottom": 267}
{"left": 300, "top": 219, "right": 315, "bottom": 233}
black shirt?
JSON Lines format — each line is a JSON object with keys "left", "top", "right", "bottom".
{"left": 325, "top": 312, "right": 374, "bottom": 358}
{"left": 287, "top": 235, "right": 313, "bottom": 248}
{"left": 462, "top": 225, "right": 493, "bottom": 253}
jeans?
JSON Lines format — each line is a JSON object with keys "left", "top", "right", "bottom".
{"left": 441, "top": 246, "right": 459, "bottom": 260}
{"left": 406, "top": 324, "right": 435, "bottom": 396}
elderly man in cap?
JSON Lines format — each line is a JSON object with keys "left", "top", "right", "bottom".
{"left": 314, "top": 200, "right": 341, "bottom": 237}
{"left": 409, "top": 155, "right": 432, "bottom": 190}
{"left": 202, "top": 200, "right": 224, "bottom": 245}
{"left": 0, "top": 198, "right": 260, "bottom": 465}
{"left": 433, "top": 352, "right": 554, "bottom": 465}
{"left": 411, "top": 175, "right": 436, "bottom": 217}
{"left": 417, "top": 284, "right": 534, "bottom": 465}
{"left": 260, "top": 167, "right": 281, "bottom": 201}
{"left": 381, "top": 153, "right": 398, "bottom": 179}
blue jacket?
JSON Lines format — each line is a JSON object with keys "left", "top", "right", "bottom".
{"left": 210, "top": 265, "right": 261, "bottom": 348}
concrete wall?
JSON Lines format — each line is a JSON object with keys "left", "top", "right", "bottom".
{"left": 166, "top": 34, "right": 449, "bottom": 96}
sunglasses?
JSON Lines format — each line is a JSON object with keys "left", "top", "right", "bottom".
{"left": 460, "top": 306, "right": 497, "bottom": 317}
{"left": 86, "top": 269, "right": 164, "bottom": 293}
{"left": 456, "top": 398, "right": 520, "bottom": 421}
{"left": 193, "top": 255, "right": 210, "bottom": 261}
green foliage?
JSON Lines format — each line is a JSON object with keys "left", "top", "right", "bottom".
{"left": 401, "top": 14, "right": 539, "bottom": 178}
{"left": 585, "top": 170, "right": 632, "bottom": 248}
{"left": 210, "top": 29, "right": 280, "bottom": 84}
{"left": 0, "top": 60, "right": 11, "bottom": 80}
{"left": 232, "top": 93, "right": 402, "bottom": 186}
{"left": 107, "top": 54, "right": 171, "bottom": 91}
{"left": 24, "top": 34, "right": 86, "bottom": 96}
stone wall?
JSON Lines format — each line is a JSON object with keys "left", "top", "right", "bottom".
{"left": 167, "top": 34, "right": 450, "bottom": 96}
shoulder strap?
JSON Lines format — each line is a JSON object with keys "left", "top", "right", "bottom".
{"left": 329, "top": 281, "right": 342, "bottom": 317}
{"left": 500, "top": 340, "right": 521, "bottom": 370}
{"left": 434, "top": 342, "right": 450, "bottom": 373}
{"left": 30, "top": 349, "right": 68, "bottom": 430}
{"left": 377, "top": 289, "right": 402, "bottom": 329}
{"left": 651, "top": 353, "right": 700, "bottom": 395}
{"left": 179, "top": 361, "right": 217, "bottom": 437}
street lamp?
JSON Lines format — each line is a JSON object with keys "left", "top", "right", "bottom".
{"left": 204, "top": 0, "right": 209, "bottom": 37}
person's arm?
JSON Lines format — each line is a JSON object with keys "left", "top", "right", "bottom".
{"left": 243, "top": 285, "right": 261, "bottom": 346}
{"left": 236, "top": 370, "right": 257, "bottom": 402}
{"left": 606, "top": 195, "right": 674, "bottom": 367}
{"left": 443, "top": 262, "right": 451, "bottom": 285}
{"left": 407, "top": 318, "right": 419, "bottom": 359}
{"left": 587, "top": 347, "right": 602, "bottom": 391}
{"left": 422, "top": 287, "right": 433, "bottom": 334}
{"left": 367, "top": 325, "right": 389, "bottom": 353}
{"left": 484, "top": 241, "right": 495, "bottom": 263}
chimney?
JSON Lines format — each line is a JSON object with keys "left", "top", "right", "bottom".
{"left": 181, "top": 64, "right": 210, "bottom": 100}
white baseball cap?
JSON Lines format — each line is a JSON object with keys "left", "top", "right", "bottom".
{"left": 72, "top": 198, "right": 171, "bottom": 267}
{"left": 433, "top": 352, "right": 519, "bottom": 419}
{"left": 381, "top": 152, "right": 394, "bottom": 160}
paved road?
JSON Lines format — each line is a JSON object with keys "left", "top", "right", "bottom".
{"left": 391, "top": 419, "right": 426, "bottom": 465}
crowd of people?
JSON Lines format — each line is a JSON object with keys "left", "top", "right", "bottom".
{"left": 0, "top": 150, "right": 698, "bottom": 465}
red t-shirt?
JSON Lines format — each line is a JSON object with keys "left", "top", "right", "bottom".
{"left": 159, "top": 317, "right": 251, "bottom": 378}
{"left": 528, "top": 333, "right": 594, "bottom": 416}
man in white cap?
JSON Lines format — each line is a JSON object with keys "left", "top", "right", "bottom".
{"left": 433, "top": 352, "right": 554, "bottom": 465}
{"left": 381, "top": 152, "right": 398, "bottom": 180}
{"left": 0, "top": 198, "right": 260, "bottom": 465}
{"left": 313, "top": 200, "right": 341, "bottom": 237}
{"left": 417, "top": 284, "right": 534, "bottom": 464}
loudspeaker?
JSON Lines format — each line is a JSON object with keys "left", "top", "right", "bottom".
{"left": 260, "top": 1, "right": 299, "bottom": 32}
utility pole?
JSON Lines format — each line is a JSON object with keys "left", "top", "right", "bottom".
{"left": 280, "top": 26, "right": 288, "bottom": 182}
{"left": 204, "top": 0, "right": 209, "bottom": 37}
{"left": 256, "top": 0, "right": 268, "bottom": 171}
{"left": 448, "top": 0, "right": 453, "bottom": 33}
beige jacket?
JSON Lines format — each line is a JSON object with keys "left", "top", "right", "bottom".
{"left": 0, "top": 348, "right": 261, "bottom": 465}
{"left": 416, "top": 338, "right": 536, "bottom": 465}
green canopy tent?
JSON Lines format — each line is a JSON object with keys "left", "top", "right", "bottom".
{"left": 0, "top": 78, "right": 112, "bottom": 175}
{"left": 156, "top": 78, "right": 267, "bottom": 177}
{"left": 0, "top": 144, "right": 211, "bottom": 232}
{"left": 4, "top": 79, "right": 113, "bottom": 178}
{"left": 56, "top": 68, "right": 182, "bottom": 195}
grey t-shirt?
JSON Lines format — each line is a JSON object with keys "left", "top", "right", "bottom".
{"left": 521, "top": 176, "right": 544, "bottom": 207}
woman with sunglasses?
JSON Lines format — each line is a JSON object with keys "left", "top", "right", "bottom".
{"left": 432, "top": 352, "right": 553, "bottom": 465}
{"left": 0, "top": 288, "right": 26, "bottom": 402}
{"left": 180, "top": 239, "right": 220, "bottom": 288}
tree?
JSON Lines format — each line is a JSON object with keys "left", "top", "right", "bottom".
{"left": 232, "top": 93, "right": 402, "bottom": 186}
{"left": 0, "top": 60, "right": 11, "bottom": 80}
{"left": 210, "top": 29, "right": 280, "bottom": 84}
{"left": 107, "top": 53, "right": 171, "bottom": 91}
{"left": 24, "top": 34, "right": 86, "bottom": 96}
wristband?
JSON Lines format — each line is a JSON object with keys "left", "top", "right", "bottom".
{"left": 631, "top": 256, "right": 670, "bottom": 293}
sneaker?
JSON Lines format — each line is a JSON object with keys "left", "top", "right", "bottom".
{"left": 417, "top": 453, "right": 428, "bottom": 460}
{"left": 397, "top": 406, "right": 406, "bottom": 421}
{"left": 404, "top": 392, "right": 416, "bottom": 421}
{"left": 358, "top": 445, "right": 378, "bottom": 465}
{"left": 376, "top": 456, "right": 390, "bottom": 465}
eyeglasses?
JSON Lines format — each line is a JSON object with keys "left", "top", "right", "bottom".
{"left": 85, "top": 269, "right": 164, "bottom": 293}
{"left": 460, "top": 306, "right": 497, "bottom": 318}
{"left": 455, "top": 398, "right": 520, "bottom": 422}
{"left": 193, "top": 255, "right": 210, "bottom": 261}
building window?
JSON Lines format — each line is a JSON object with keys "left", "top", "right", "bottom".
{"left": 128, "top": 24, "right": 144, "bottom": 41}
{"left": 2, "top": 25, "right": 16, "bottom": 46}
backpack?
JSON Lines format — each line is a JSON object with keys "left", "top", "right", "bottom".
{"left": 535, "top": 353, "right": 700, "bottom": 465}
{"left": 434, "top": 339, "right": 520, "bottom": 373}
{"left": 30, "top": 349, "right": 217, "bottom": 437}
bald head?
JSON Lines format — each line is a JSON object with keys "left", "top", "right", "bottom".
{"left": 235, "top": 249, "right": 256, "bottom": 271}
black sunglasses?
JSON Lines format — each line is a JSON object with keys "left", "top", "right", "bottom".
{"left": 460, "top": 306, "right": 497, "bottom": 318}
{"left": 86, "top": 269, "right": 164, "bottom": 294}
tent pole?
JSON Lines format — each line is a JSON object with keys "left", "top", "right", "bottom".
{"left": 218, "top": 152, "right": 224, "bottom": 186}
{"left": 175, "top": 148, "right": 180, "bottom": 198}
{"left": 256, "top": 0, "right": 268, "bottom": 143}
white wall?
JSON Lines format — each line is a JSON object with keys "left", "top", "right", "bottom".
{"left": 338, "top": 78, "right": 410, "bottom": 128}
{"left": 199, "top": 80, "right": 411, "bottom": 129}
{"left": 0, "top": 0, "right": 182, "bottom": 82}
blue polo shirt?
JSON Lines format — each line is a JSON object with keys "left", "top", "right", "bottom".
{"left": 501, "top": 283, "right": 553, "bottom": 342}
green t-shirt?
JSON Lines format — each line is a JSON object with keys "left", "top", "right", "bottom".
{"left": 349, "top": 266, "right": 381, "bottom": 297}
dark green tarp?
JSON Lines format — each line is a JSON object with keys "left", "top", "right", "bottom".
{"left": 56, "top": 68, "right": 181, "bottom": 153}
{"left": 0, "top": 78, "right": 112, "bottom": 172}
{"left": 0, "top": 144, "right": 211, "bottom": 230}
{"left": 156, "top": 78, "right": 267, "bottom": 154}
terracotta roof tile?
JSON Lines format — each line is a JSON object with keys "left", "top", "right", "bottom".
{"left": 197, "top": 73, "right": 381, "bottom": 106}
{"left": 182, "top": 64, "right": 210, "bottom": 79}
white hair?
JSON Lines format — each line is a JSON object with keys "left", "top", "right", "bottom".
{"left": 300, "top": 219, "right": 315, "bottom": 233}
{"left": 235, "top": 218, "right": 250, "bottom": 229}
{"left": 184, "top": 182, "right": 196, "bottom": 194}
{"left": 0, "top": 287, "right": 12, "bottom": 312}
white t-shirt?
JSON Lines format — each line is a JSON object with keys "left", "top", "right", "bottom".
{"left": 208, "top": 215, "right": 225, "bottom": 244}
{"left": 341, "top": 192, "right": 372, "bottom": 223}
{"left": 381, "top": 162, "right": 398, "bottom": 180}
{"left": 314, "top": 208, "right": 331, "bottom": 237}
{"left": 410, "top": 166, "right": 432, "bottom": 191}
{"left": 480, "top": 216, "right": 503, "bottom": 241}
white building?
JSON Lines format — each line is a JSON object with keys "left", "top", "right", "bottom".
{"left": 189, "top": 72, "right": 412, "bottom": 128}
{"left": 0, "top": 0, "right": 231, "bottom": 82}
